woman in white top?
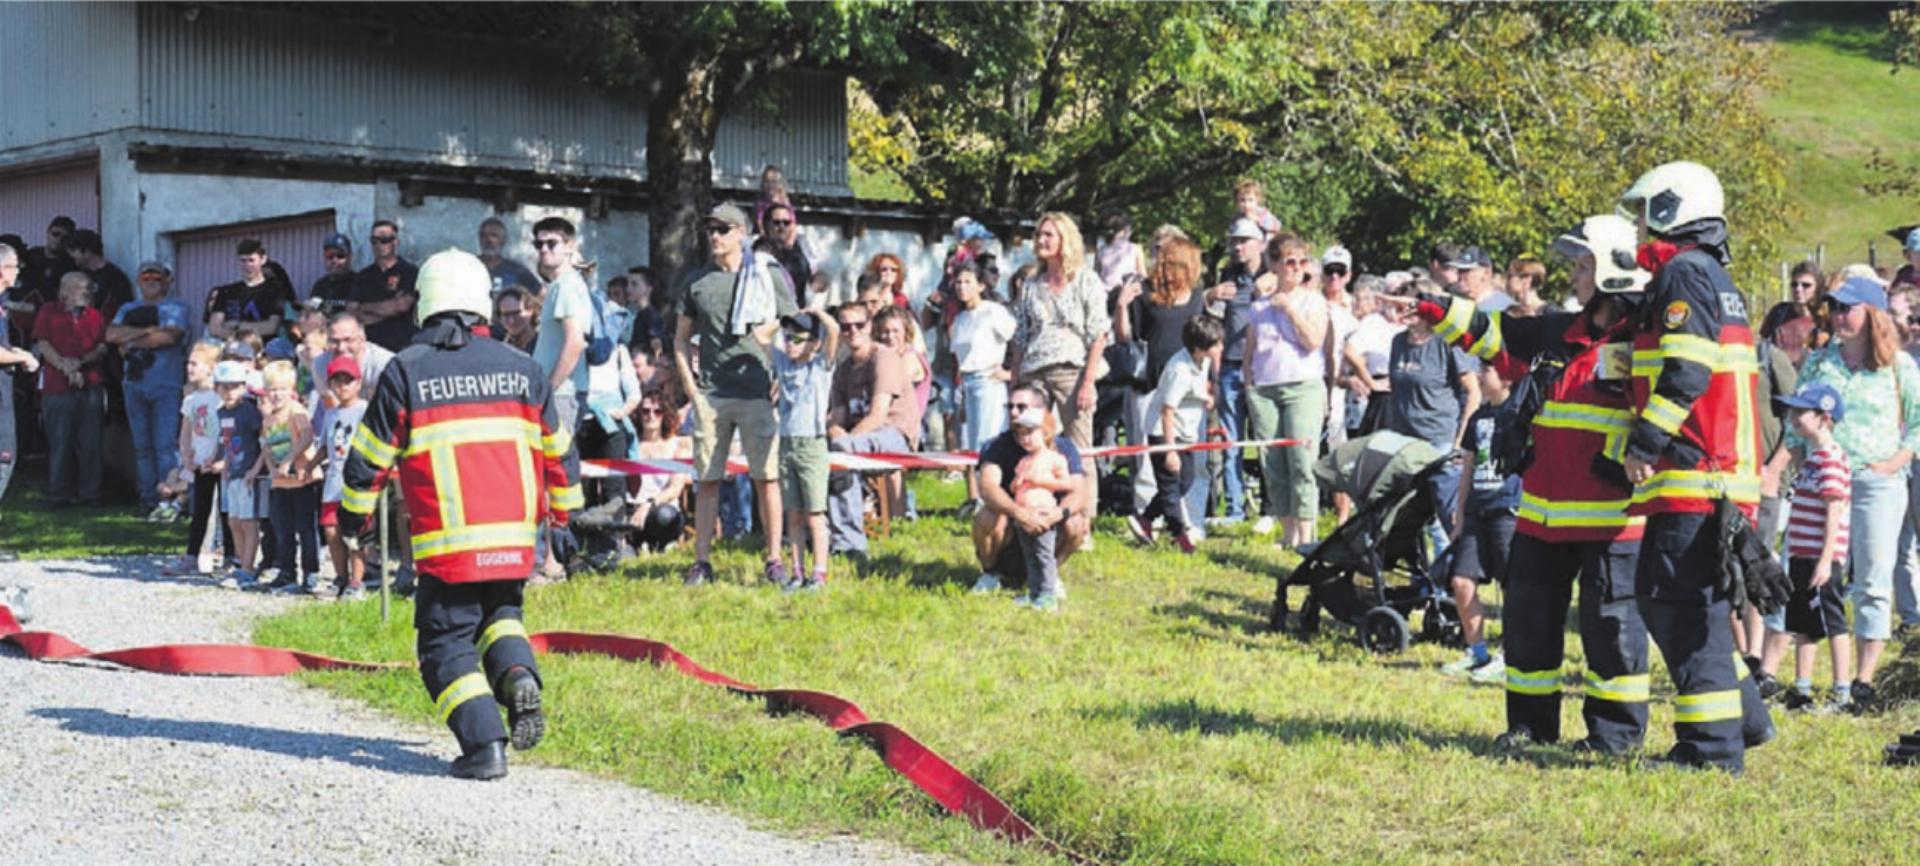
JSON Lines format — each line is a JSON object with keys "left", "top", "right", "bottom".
{"left": 948, "top": 262, "right": 1016, "bottom": 515}
{"left": 1243, "top": 236, "right": 1328, "bottom": 548}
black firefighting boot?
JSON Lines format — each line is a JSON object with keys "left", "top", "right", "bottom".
{"left": 450, "top": 740, "right": 508, "bottom": 781}
{"left": 503, "top": 665, "right": 545, "bottom": 751}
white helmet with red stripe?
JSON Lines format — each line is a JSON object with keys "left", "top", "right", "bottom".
{"left": 414, "top": 248, "right": 493, "bottom": 326}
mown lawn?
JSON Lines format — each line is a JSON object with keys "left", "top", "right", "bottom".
{"left": 3, "top": 460, "right": 178, "bottom": 560}
{"left": 257, "top": 473, "right": 1920, "bottom": 866}
{"left": 1764, "top": 4, "right": 1920, "bottom": 276}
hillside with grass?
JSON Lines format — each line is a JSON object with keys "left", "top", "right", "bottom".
{"left": 1726, "top": 4, "right": 1912, "bottom": 281}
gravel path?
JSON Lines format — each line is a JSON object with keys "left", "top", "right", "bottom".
{"left": 0, "top": 558, "right": 952, "bottom": 866}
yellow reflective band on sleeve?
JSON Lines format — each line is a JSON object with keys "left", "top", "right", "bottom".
{"left": 350, "top": 423, "right": 399, "bottom": 469}
{"left": 1505, "top": 668, "right": 1561, "bottom": 696}
{"left": 405, "top": 417, "right": 542, "bottom": 456}
{"left": 411, "top": 522, "right": 539, "bottom": 560}
{"left": 1604, "top": 428, "right": 1629, "bottom": 464}
{"left": 549, "top": 484, "right": 584, "bottom": 511}
{"left": 1583, "top": 670, "right": 1651, "bottom": 703}
{"left": 1732, "top": 653, "right": 1750, "bottom": 680}
{"left": 434, "top": 672, "right": 492, "bottom": 724}
{"left": 1434, "top": 296, "right": 1475, "bottom": 344}
{"left": 542, "top": 426, "right": 573, "bottom": 460}
{"left": 1469, "top": 313, "right": 1505, "bottom": 361}
{"left": 1631, "top": 339, "right": 1761, "bottom": 378}
{"left": 1534, "top": 401, "right": 1633, "bottom": 436}
{"left": 1643, "top": 394, "right": 1689, "bottom": 435}
{"left": 476, "top": 619, "right": 529, "bottom": 659}
{"left": 1631, "top": 470, "right": 1761, "bottom": 505}
{"left": 1673, "top": 689, "right": 1743, "bottom": 724}
{"left": 340, "top": 485, "right": 379, "bottom": 515}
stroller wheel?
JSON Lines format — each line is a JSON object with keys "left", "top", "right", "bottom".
{"left": 1360, "top": 606, "right": 1412, "bottom": 655}
{"left": 1419, "top": 597, "right": 1464, "bottom": 647}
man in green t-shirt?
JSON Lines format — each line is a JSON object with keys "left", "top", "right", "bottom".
{"left": 672, "top": 203, "right": 797, "bottom": 587}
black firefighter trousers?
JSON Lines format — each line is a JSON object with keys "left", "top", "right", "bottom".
{"left": 416, "top": 575, "right": 540, "bottom": 753}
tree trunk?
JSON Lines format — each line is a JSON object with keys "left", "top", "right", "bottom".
{"left": 646, "top": 58, "right": 723, "bottom": 310}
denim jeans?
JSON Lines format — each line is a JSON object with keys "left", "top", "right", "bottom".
{"left": 1849, "top": 466, "right": 1909, "bottom": 641}
{"left": 719, "top": 474, "right": 755, "bottom": 539}
{"left": 1214, "top": 366, "right": 1248, "bottom": 519}
{"left": 41, "top": 389, "right": 103, "bottom": 504}
{"left": 1891, "top": 469, "right": 1920, "bottom": 627}
{"left": 124, "top": 379, "right": 183, "bottom": 506}
{"left": 959, "top": 372, "right": 1008, "bottom": 452}
{"left": 827, "top": 427, "right": 911, "bottom": 555}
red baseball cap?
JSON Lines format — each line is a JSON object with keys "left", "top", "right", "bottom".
{"left": 325, "top": 355, "right": 361, "bottom": 382}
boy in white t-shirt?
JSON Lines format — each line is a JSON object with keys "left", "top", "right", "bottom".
{"left": 170, "top": 341, "right": 225, "bottom": 575}
{"left": 1127, "top": 315, "right": 1225, "bottom": 554}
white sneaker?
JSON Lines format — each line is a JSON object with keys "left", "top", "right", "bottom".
{"left": 971, "top": 574, "right": 1003, "bottom": 594}
{"left": 1468, "top": 655, "right": 1507, "bottom": 685}
{"left": 1252, "top": 516, "right": 1277, "bottom": 536}
{"left": 1186, "top": 526, "right": 1208, "bottom": 543}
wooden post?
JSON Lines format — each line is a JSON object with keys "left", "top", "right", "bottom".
{"left": 877, "top": 472, "right": 894, "bottom": 538}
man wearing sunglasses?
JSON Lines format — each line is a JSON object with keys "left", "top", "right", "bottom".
{"left": 672, "top": 203, "right": 797, "bottom": 587}
{"left": 310, "top": 233, "right": 357, "bottom": 313}
{"left": 752, "top": 203, "right": 812, "bottom": 299}
{"left": 21, "top": 215, "right": 78, "bottom": 311}
{"left": 349, "top": 219, "right": 420, "bottom": 352}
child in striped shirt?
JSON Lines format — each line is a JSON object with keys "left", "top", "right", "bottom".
{"left": 1771, "top": 382, "right": 1852, "bottom": 710}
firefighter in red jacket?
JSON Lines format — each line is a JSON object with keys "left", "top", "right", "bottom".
{"left": 339, "top": 249, "right": 583, "bottom": 780}
{"left": 1617, "top": 161, "right": 1771, "bottom": 772}
{"left": 1412, "top": 214, "right": 1653, "bottom": 754}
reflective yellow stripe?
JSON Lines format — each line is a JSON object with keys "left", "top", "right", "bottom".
{"left": 516, "top": 439, "right": 538, "bottom": 523}
{"left": 350, "top": 423, "right": 399, "bottom": 469}
{"left": 1505, "top": 668, "right": 1561, "bottom": 696}
{"left": 1469, "top": 312, "right": 1505, "bottom": 361}
{"left": 542, "top": 426, "right": 573, "bottom": 460}
{"left": 1732, "top": 367, "right": 1758, "bottom": 479}
{"left": 434, "top": 672, "right": 492, "bottom": 724}
{"left": 1434, "top": 296, "right": 1474, "bottom": 343}
{"left": 549, "top": 484, "right": 584, "bottom": 511}
{"left": 1731, "top": 652, "right": 1750, "bottom": 680}
{"left": 341, "top": 485, "right": 379, "bottom": 515}
{"left": 1630, "top": 341, "right": 1761, "bottom": 378}
{"left": 1603, "top": 428, "right": 1629, "bottom": 464}
{"left": 476, "top": 619, "right": 529, "bottom": 658}
{"left": 1517, "top": 492, "right": 1639, "bottom": 528}
{"left": 412, "top": 522, "right": 539, "bottom": 559}
{"left": 1535, "top": 401, "right": 1632, "bottom": 436}
{"left": 1632, "top": 469, "right": 1761, "bottom": 505}
{"left": 1673, "top": 689, "right": 1743, "bottom": 724}
{"left": 1584, "top": 670, "right": 1651, "bottom": 703}
{"left": 1643, "top": 394, "right": 1689, "bottom": 435}
{"left": 433, "top": 445, "right": 465, "bottom": 531}
{"left": 405, "top": 417, "right": 541, "bottom": 456}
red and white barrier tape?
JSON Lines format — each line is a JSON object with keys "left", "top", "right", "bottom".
{"left": 0, "top": 603, "right": 1092, "bottom": 863}
{"left": 584, "top": 437, "right": 1305, "bottom": 478}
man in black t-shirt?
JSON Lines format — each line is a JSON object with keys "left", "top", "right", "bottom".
{"left": 65, "top": 230, "right": 134, "bottom": 320}
{"left": 205, "top": 238, "right": 294, "bottom": 340}
{"left": 310, "top": 232, "right": 357, "bottom": 313}
{"left": 21, "top": 216, "right": 77, "bottom": 311}
{"left": 350, "top": 219, "right": 420, "bottom": 351}
{"left": 968, "top": 383, "right": 1091, "bottom": 596}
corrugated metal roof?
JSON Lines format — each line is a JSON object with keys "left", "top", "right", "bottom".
{"left": 713, "top": 74, "right": 851, "bottom": 195}
{"left": 0, "top": 162, "right": 100, "bottom": 239}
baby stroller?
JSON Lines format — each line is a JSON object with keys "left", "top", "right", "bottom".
{"left": 1269, "top": 431, "right": 1465, "bottom": 654}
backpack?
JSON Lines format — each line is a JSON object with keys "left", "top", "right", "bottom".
{"left": 584, "top": 286, "right": 617, "bottom": 367}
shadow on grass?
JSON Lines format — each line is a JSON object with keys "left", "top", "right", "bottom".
{"left": 1154, "top": 587, "right": 1274, "bottom": 637}
{"left": 33, "top": 558, "right": 213, "bottom": 589}
{"left": 857, "top": 549, "right": 983, "bottom": 592}
{"left": 30, "top": 707, "right": 446, "bottom": 777}
{"left": 1079, "top": 697, "right": 1582, "bottom": 769}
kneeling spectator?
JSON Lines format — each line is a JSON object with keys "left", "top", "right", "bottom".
{"left": 826, "top": 301, "right": 920, "bottom": 556}
{"left": 1441, "top": 365, "right": 1518, "bottom": 682}
{"left": 627, "top": 388, "right": 690, "bottom": 552}
{"left": 970, "top": 385, "right": 1091, "bottom": 610}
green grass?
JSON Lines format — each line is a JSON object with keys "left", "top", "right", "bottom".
{"left": 256, "top": 473, "right": 1920, "bottom": 866}
{"left": 4, "top": 460, "right": 178, "bottom": 560}
{"left": 1764, "top": 3, "right": 1920, "bottom": 274}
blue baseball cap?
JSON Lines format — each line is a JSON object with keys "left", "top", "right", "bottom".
{"left": 1775, "top": 381, "right": 1844, "bottom": 423}
{"left": 1827, "top": 275, "right": 1889, "bottom": 311}
{"left": 323, "top": 232, "right": 352, "bottom": 253}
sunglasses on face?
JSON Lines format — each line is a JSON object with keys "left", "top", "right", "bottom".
{"left": 706, "top": 224, "right": 735, "bottom": 236}
{"left": 1826, "top": 300, "right": 1854, "bottom": 315}
{"left": 370, "top": 234, "right": 397, "bottom": 244}
{"left": 785, "top": 331, "right": 815, "bottom": 343}
{"left": 1793, "top": 281, "right": 1817, "bottom": 290}
{"left": 534, "top": 239, "right": 564, "bottom": 251}
{"left": 639, "top": 407, "right": 664, "bottom": 417}
{"left": 839, "top": 319, "right": 869, "bottom": 330}
{"left": 1324, "top": 265, "right": 1349, "bottom": 277}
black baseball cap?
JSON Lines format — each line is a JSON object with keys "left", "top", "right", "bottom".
{"left": 781, "top": 311, "right": 822, "bottom": 339}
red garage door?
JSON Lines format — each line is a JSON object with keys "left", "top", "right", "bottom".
{"left": 0, "top": 158, "right": 100, "bottom": 241}
{"left": 172, "top": 211, "right": 338, "bottom": 343}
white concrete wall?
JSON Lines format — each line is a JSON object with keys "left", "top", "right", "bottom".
{"left": 371, "top": 187, "right": 651, "bottom": 279}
